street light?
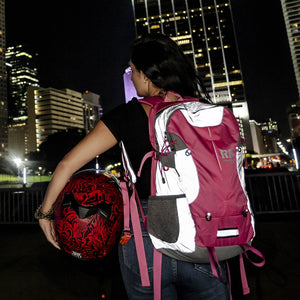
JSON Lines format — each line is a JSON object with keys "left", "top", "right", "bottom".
{"left": 13, "top": 157, "right": 22, "bottom": 168}
{"left": 13, "top": 157, "right": 22, "bottom": 178}
{"left": 13, "top": 157, "right": 27, "bottom": 187}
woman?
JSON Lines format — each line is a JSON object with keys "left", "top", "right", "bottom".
{"left": 37, "top": 33, "right": 230, "bottom": 299}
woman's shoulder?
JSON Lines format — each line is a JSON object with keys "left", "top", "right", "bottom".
{"left": 101, "top": 98, "right": 144, "bottom": 123}
{"left": 119, "top": 97, "right": 144, "bottom": 114}
{"left": 125, "top": 97, "right": 140, "bottom": 107}
{"left": 116, "top": 97, "right": 141, "bottom": 110}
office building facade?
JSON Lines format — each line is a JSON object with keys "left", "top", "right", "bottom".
{"left": 6, "top": 45, "right": 39, "bottom": 124}
{"left": 281, "top": 1, "right": 300, "bottom": 166}
{"left": 132, "top": 0, "right": 244, "bottom": 104}
{"left": 131, "top": 0, "right": 253, "bottom": 150}
{"left": 7, "top": 122, "right": 28, "bottom": 158}
{"left": 249, "top": 120, "right": 265, "bottom": 155}
{"left": 260, "top": 118, "right": 280, "bottom": 154}
{"left": 27, "top": 87, "right": 84, "bottom": 153}
{"left": 0, "top": 0, "right": 8, "bottom": 157}
{"left": 288, "top": 102, "right": 300, "bottom": 138}
{"left": 82, "top": 91, "right": 102, "bottom": 133}
{"left": 281, "top": 0, "right": 300, "bottom": 98}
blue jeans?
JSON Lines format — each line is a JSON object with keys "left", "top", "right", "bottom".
{"left": 118, "top": 215, "right": 230, "bottom": 299}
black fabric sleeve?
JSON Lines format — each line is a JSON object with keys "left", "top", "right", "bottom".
{"left": 100, "top": 103, "right": 127, "bottom": 142}
{"left": 100, "top": 98, "right": 152, "bottom": 199}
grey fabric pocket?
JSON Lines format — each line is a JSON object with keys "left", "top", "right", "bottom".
{"left": 147, "top": 194, "right": 185, "bottom": 243}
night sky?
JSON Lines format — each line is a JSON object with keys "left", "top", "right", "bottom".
{"left": 5, "top": 0, "right": 299, "bottom": 140}
{"left": 5, "top": 0, "right": 136, "bottom": 111}
{"left": 231, "top": 0, "right": 298, "bottom": 140}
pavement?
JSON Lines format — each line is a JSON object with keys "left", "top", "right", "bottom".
{"left": 0, "top": 215, "right": 300, "bottom": 300}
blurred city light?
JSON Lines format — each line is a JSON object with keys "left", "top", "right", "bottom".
{"left": 13, "top": 157, "right": 22, "bottom": 167}
{"left": 292, "top": 148, "right": 299, "bottom": 170}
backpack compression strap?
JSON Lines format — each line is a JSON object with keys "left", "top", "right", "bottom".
{"left": 120, "top": 180, "right": 150, "bottom": 287}
{"left": 239, "top": 244, "right": 265, "bottom": 295}
{"left": 119, "top": 142, "right": 150, "bottom": 287}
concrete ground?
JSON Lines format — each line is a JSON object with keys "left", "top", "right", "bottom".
{"left": 0, "top": 216, "right": 299, "bottom": 299}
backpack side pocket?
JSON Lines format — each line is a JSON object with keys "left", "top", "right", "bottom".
{"left": 147, "top": 194, "right": 185, "bottom": 243}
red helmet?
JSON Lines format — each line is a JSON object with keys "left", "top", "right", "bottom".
{"left": 54, "top": 169, "right": 123, "bottom": 260}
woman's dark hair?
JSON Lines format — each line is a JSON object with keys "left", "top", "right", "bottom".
{"left": 131, "top": 33, "right": 209, "bottom": 99}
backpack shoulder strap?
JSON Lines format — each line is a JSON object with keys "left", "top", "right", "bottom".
{"left": 139, "top": 92, "right": 200, "bottom": 111}
{"left": 139, "top": 93, "right": 201, "bottom": 147}
{"left": 139, "top": 95, "right": 163, "bottom": 107}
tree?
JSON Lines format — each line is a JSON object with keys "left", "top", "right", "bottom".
{"left": 30, "top": 128, "right": 86, "bottom": 170}
{"left": 27, "top": 128, "right": 122, "bottom": 172}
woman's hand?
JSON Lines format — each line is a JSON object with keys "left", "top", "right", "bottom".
{"left": 39, "top": 219, "right": 61, "bottom": 250}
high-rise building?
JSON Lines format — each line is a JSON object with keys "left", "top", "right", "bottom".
{"left": 130, "top": 0, "right": 253, "bottom": 150}
{"left": 281, "top": 0, "right": 300, "bottom": 168}
{"left": 260, "top": 118, "right": 280, "bottom": 154}
{"left": 5, "top": 45, "right": 38, "bottom": 159}
{"left": 288, "top": 102, "right": 300, "bottom": 139}
{"left": 249, "top": 120, "right": 265, "bottom": 155}
{"left": 288, "top": 101, "right": 300, "bottom": 168}
{"left": 6, "top": 45, "right": 39, "bottom": 124}
{"left": 27, "top": 86, "right": 85, "bottom": 153}
{"left": 7, "top": 122, "right": 28, "bottom": 158}
{"left": 0, "top": 0, "right": 8, "bottom": 157}
{"left": 82, "top": 90, "right": 102, "bottom": 133}
{"left": 132, "top": 0, "right": 244, "bottom": 104}
{"left": 232, "top": 101, "right": 253, "bottom": 150}
{"left": 281, "top": 0, "right": 300, "bottom": 98}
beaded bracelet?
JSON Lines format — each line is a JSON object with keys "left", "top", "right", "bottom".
{"left": 34, "top": 204, "right": 54, "bottom": 220}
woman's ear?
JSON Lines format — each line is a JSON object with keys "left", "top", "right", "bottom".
{"left": 141, "top": 71, "right": 148, "bottom": 84}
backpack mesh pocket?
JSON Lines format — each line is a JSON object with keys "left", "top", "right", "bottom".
{"left": 147, "top": 194, "right": 185, "bottom": 243}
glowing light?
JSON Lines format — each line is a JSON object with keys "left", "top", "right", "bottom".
{"left": 23, "top": 167, "right": 27, "bottom": 185}
{"left": 13, "top": 158, "right": 22, "bottom": 167}
{"left": 150, "top": 24, "right": 160, "bottom": 29}
{"left": 15, "top": 52, "right": 32, "bottom": 58}
{"left": 214, "top": 80, "right": 243, "bottom": 88}
{"left": 292, "top": 148, "right": 299, "bottom": 170}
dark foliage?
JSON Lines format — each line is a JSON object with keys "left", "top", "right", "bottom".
{"left": 26, "top": 128, "right": 122, "bottom": 173}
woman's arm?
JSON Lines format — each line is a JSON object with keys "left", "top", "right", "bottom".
{"left": 38, "top": 121, "right": 118, "bottom": 249}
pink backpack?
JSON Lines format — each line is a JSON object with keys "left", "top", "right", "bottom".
{"left": 120, "top": 92, "right": 265, "bottom": 299}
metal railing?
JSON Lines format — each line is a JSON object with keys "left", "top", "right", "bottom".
{"left": 245, "top": 171, "right": 300, "bottom": 215}
{"left": 0, "top": 172, "right": 299, "bottom": 224}
{"left": 0, "top": 188, "right": 45, "bottom": 224}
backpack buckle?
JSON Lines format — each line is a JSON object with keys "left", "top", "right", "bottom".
{"left": 120, "top": 231, "right": 132, "bottom": 245}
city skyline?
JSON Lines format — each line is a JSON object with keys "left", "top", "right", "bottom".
{"left": 4, "top": 0, "right": 299, "bottom": 140}
{"left": 132, "top": 0, "right": 246, "bottom": 105}
{"left": 130, "top": 0, "right": 253, "bottom": 151}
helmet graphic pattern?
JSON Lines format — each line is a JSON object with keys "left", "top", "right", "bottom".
{"left": 54, "top": 170, "right": 123, "bottom": 260}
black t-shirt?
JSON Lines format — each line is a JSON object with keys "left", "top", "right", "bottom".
{"left": 101, "top": 98, "right": 152, "bottom": 198}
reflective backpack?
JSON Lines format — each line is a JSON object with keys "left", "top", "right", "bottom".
{"left": 120, "top": 92, "right": 265, "bottom": 299}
